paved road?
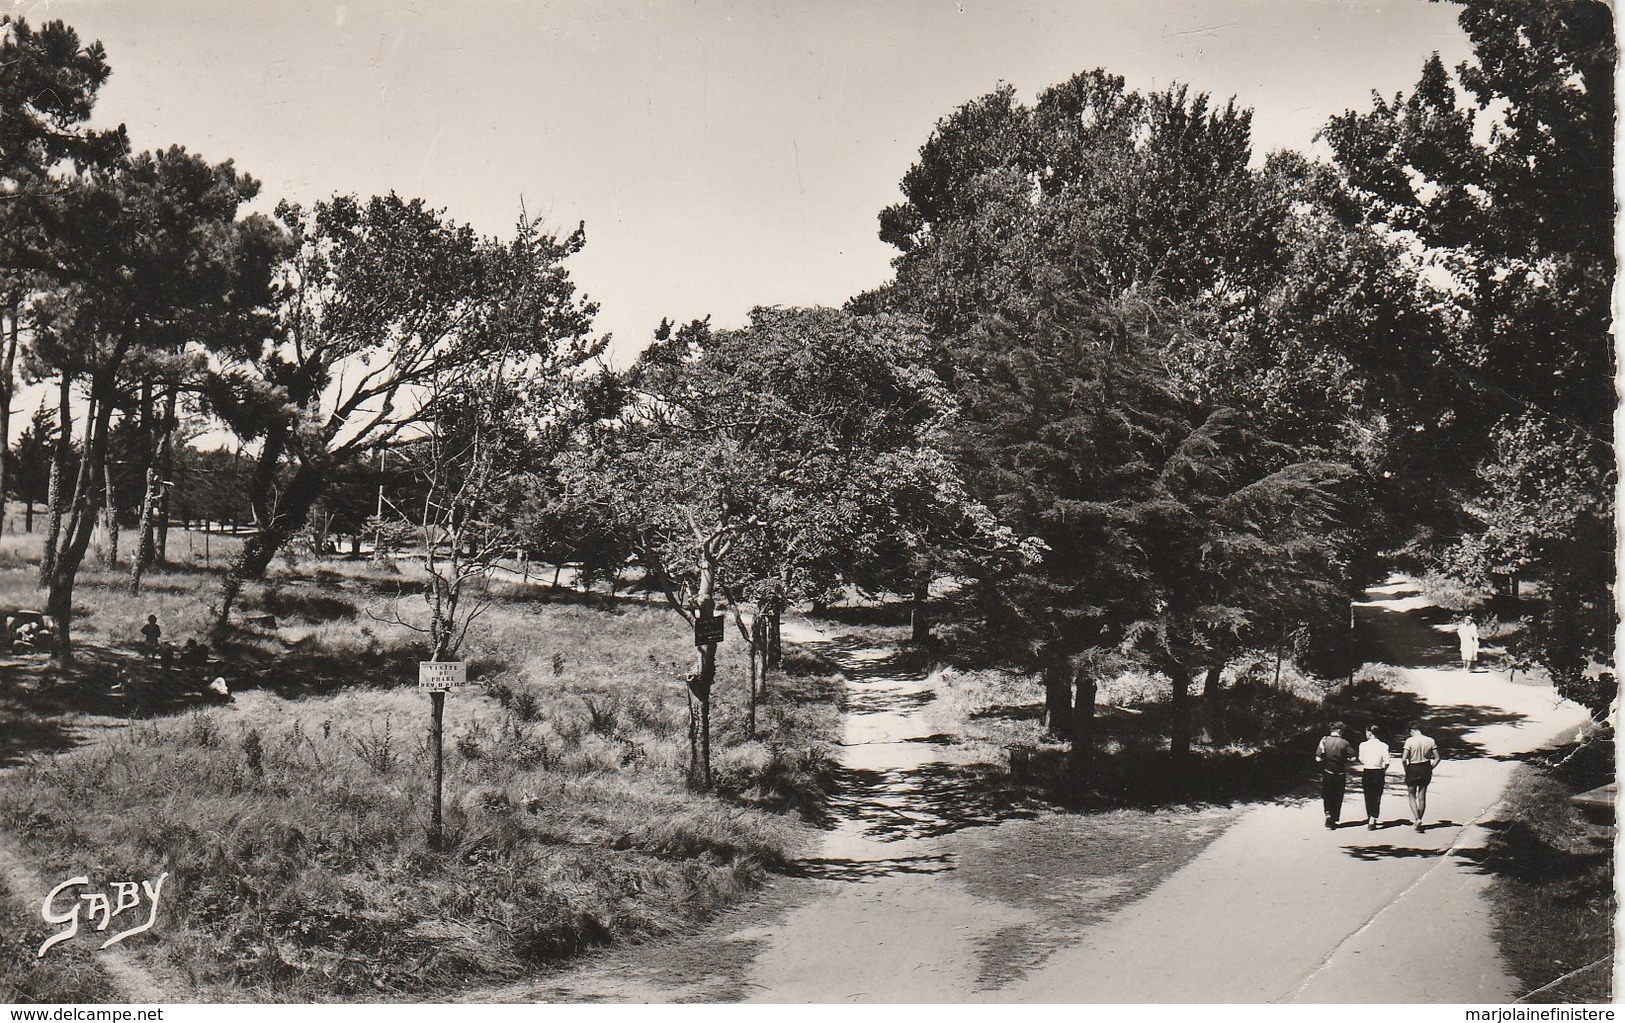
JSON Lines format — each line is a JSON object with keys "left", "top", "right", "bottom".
{"left": 1001, "top": 580, "right": 1592, "bottom": 1003}
{"left": 471, "top": 582, "right": 1591, "bottom": 1004}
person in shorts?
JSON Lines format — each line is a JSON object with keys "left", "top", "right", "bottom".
{"left": 1402, "top": 721, "right": 1441, "bottom": 832}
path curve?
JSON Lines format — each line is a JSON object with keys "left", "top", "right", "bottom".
{"left": 998, "top": 579, "right": 1591, "bottom": 1003}
{"left": 0, "top": 831, "right": 176, "bottom": 1003}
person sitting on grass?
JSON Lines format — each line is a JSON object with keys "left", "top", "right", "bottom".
{"left": 11, "top": 620, "right": 43, "bottom": 654}
{"left": 204, "top": 676, "right": 234, "bottom": 704}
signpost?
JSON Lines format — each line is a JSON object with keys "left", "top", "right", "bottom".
{"left": 419, "top": 660, "right": 468, "bottom": 850}
{"left": 693, "top": 614, "right": 725, "bottom": 647}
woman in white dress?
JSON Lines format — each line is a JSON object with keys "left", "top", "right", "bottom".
{"left": 1457, "top": 615, "right": 1480, "bottom": 671}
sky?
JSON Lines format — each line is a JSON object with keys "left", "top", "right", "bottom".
{"left": 16, "top": 0, "right": 1474, "bottom": 369}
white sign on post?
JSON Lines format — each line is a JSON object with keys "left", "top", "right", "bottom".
{"left": 418, "top": 661, "right": 469, "bottom": 691}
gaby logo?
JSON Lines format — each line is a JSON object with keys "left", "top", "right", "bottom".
{"left": 38, "top": 872, "right": 168, "bottom": 958}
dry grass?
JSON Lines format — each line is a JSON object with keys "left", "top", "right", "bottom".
{"left": 1481, "top": 732, "right": 1615, "bottom": 1002}
{"left": 0, "top": 540, "right": 843, "bottom": 1001}
{"left": 0, "top": 894, "right": 124, "bottom": 1003}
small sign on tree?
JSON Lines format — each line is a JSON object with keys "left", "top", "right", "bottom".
{"left": 418, "top": 661, "right": 469, "bottom": 690}
{"left": 694, "top": 615, "right": 725, "bottom": 647}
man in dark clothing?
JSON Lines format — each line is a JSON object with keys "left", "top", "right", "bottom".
{"left": 1315, "top": 722, "right": 1355, "bottom": 829}
{"left": 140, "top": 615, "right": 162, "bottom": 660}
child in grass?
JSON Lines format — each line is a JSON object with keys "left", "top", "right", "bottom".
{"left": 140, "top": 615, "right": 162, "bottom": 659}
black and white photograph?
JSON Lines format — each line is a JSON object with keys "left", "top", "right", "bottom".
{"left": 0, "top": 0, "right": 1615, "bottom": 1009}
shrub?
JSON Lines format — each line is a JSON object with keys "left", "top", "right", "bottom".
{"left": 348, "top": 716, "right": 397, "bottom": 774}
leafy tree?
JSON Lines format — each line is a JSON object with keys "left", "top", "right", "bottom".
{"left": 1450, "top": 413, "right": 1614, "bottom": 714}
{"left": 1322, "top": 0, "right": 1615, "bottom": 700}
{"left": 559, "top": 307, "right": 1012, "bottom": 784}
{"left": 0, "top": 18, "right": 126, "bottom": 183}
{"left": 1321, "top": 0, "right": 1613, "bottom": 439}
{"left": 25, "top": 147, "right": 275, "bottom": 661}
{"left": 206, "top": 197, "right": 599, "bottom": 627}
{"left": 1114, "top": 410, "right": 1357, "bottom": 757}
{"left": 871, "top": 73, "right": 1373, "bottom": 772}
{"left": 7, "top": 399, "right": 60, "bottom": 531}
{"left": 0, "top": 16, "right": 128, "bottom": 538}
{"left": 869, "top": 72, "right": 1276, "bottom": 348}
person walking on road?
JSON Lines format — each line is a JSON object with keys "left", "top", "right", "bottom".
{"left": 1456, "top": 614, "right": 1480, "bottom": 672}
{"left": 1315, "top": 722, "right": 1356, "bottom": 829}
{"left": 1358, "top": 725, "right": 1391, "bottom": 829}
{"left": 1402, "top": 721, "right": 1442, "bottom": 832}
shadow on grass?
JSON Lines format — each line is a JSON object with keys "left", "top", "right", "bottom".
{"left": 0, "top": 645, "right": 219, "bottom": 763}
{"left": 259, "top": 584, "right": 360, "bottom": 624}
{"left": 210, "top": 631, "right": 422, "bottom": 699}
{"left": 808, "top": 602, "right": 915, "bottom": 628}
{"left": 1456, "top": 733, "right": 1616, "bottom": 890}
{"left": 973, "top": 702, "right": 1046, "bottom": 722}
{"left": 827, "top": 759, "right": 1047, "bottom": 843}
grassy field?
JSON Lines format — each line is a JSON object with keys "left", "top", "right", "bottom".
{"left": 0, "top": 527, "right": 843, "bottom": 1001}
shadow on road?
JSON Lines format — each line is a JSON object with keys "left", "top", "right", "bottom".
{"left": 1342, "top": 843, "right": 1453, "bottom": 861}
{"left": 1355, "top": 595, "right": 1470, "bottom": 670}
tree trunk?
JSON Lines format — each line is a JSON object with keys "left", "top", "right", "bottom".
{"left": 744, "top": 616, "right": 759, "bottom": 741}
{"left": 215, "top": 462, "right": 328, "bottom": 630}
{"left": 98, "top": 453, "right": 118, "bottom": 568}
{"left": 155, "top": 387, "right": 177, "bottom": 564}
{"left": 700, "top": 689, "right": 712, "bottom": 790}
{"left": 686, "top": 689, "right": 700, "bottom": 788}
{"left": 766, "top": 606, "right": 782, "bottom": 669}
{"left": 686, "top": 549, "right": 719, "bottom": 790}
{"left": 1168, "top": 663, "right": 1193, "bottom": 760}
{"left": 129, "top": 464, "right": 164, "bottom": 594}
{"left": 753, "top": 613, "right": 770, "bottom": 703}
{"left": 910, "top": 570, "right": 931, "bottom": 643}
{"left": 1203, "top": 663, "right": 1222, "bottom": 699}
{"left": 0, "top": 298, "right": 18, "bottom": 539}
{"left": 38, "top": 375, "right": 72, "bottom": 588}
{"left": 48, "top": 392, "right": 112, "bottom": 666}
{"left": 131, "top": 391, "right": 175, "bottom": 593}
{"left": 1043, "top": 650, "right": 1074, "bottom": 740}
{"left": 1069, "top": 667, "right": 1097, "bottom": 778}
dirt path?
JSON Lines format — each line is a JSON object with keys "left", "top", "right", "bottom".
{"left": 0, "top": 830, "right": 177, "bottom": 1003}
{"left": 474, "top": 620, "right": 1239, "bottom": 1002}
{"left": 999, "top": 579, "right": 1592, "bottom": 1003}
